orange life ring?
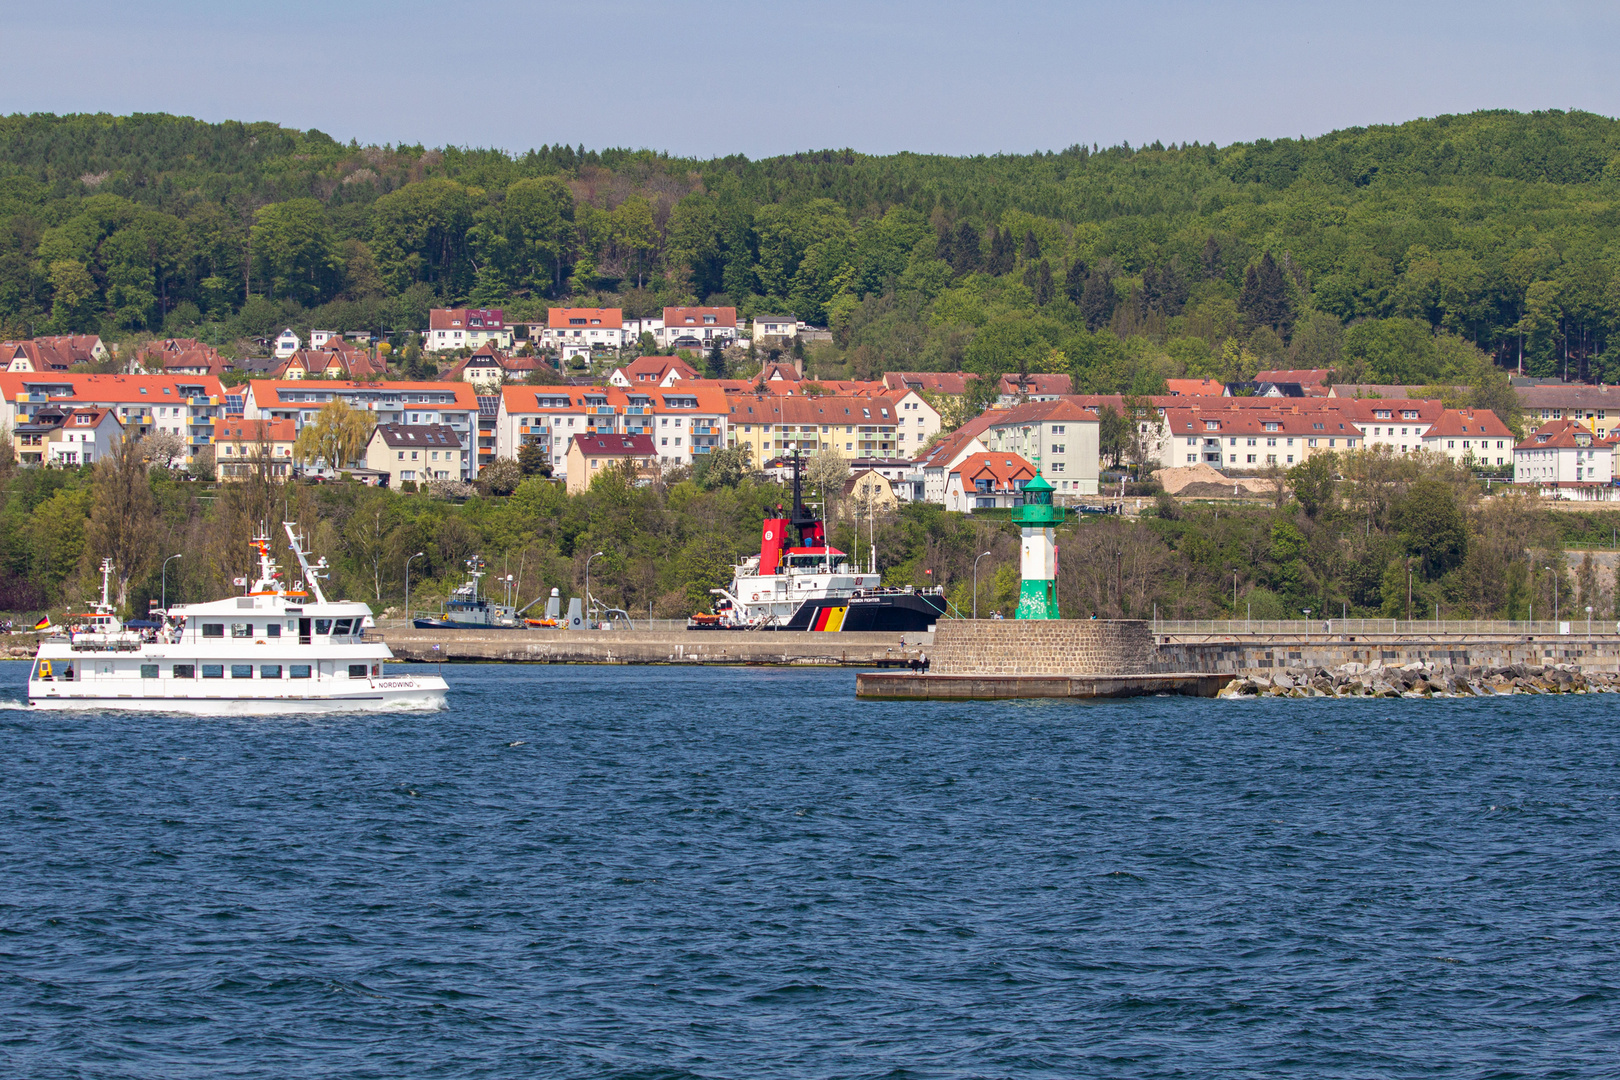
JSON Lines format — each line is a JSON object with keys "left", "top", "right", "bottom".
{"left": 751, "top": 593, "right": 759, "bottom": 602}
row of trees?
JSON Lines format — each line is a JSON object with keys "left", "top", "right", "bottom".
{"left": 8, "top": 110, "right": 1620, "bottom": 399}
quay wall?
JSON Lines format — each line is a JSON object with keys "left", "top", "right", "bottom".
{"left": 1157, "top": 632, "right": 1620, "bottom": 675}
{"left": 373, "top": 628, "right": 931, "bottom": 666}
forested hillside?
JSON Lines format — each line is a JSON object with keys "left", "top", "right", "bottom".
{"left": 4, "top": 109, "right": 1620, "bottom": 392}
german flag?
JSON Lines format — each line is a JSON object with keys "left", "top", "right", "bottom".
{"left": 33, "top": 615, "right": 50, "bottom": 631}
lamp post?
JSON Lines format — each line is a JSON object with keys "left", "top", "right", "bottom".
{"left": 405, "top": 551, "right": 424, "bottom": 619}
{"left": 1406, "top": 559, "right": 1413, "bottom": 623}
{"left": 973, "top": 551, "right": 991, "bottom": 619}
{"left": 161, "top": 554, "right": 182, "bottom": 611}
{"left": 586, "top": 550, "right": 605, "bottom": 623}
{"left": 1545, "top": 566, "right": 1558, "bottom": 623}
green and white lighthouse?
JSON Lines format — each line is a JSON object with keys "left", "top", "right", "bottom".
{"left": 1010, "top": 470, "right": 1066, "bottom": 619}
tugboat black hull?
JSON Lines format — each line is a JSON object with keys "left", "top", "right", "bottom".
{"left": 690, "top": 592, "right": 946, "bottom": 632}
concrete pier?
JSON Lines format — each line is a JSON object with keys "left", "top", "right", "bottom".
{"left": 856, "top": 671, "right": 1228, "bottom": 700}
{"left": 374, "top": 627, "right": 931, "bottom": 666}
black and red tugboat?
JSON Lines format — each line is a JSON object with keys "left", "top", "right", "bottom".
{"left": 691, "top": 457, "right": 948, "bottom": 632}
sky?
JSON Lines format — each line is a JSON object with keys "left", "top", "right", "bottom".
{"left": 6, "top": 0, "right": 1619, "bottom": 158}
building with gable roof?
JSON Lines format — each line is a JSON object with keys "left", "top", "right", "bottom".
{"left": 541, "top": 308, "right": 624, "bottom": 360}
{"left": 1514, "top": 419, "right": 1614, "bottom": 494}
{"left": 495, "top": 383, "right": 728, "bottom": 478}
{"left": 976, "top": 399, "right": 1101, "bottom": 495}
{"left": 365, "top": 423, "right": 467, "bottom": 486}
{"left": 995, "top": 373, "right": 1071, "bottom": 404}
{"left": 657, "top": 307, "right": 738, "bottom": 351}
{"left": 724, "top": 394, "right": 903, "bottom": 465}
{"left": 1420, "top": 409, "right": 1515, "bottom": 467}
{"left": 426, "top": 308, "right": 511, "bottom": 354}
{"left": 609, "top": 355, "right": 700, "bottom": 387}
{"left": 212, "top": 417, "right": 297, "bottom": 480}
{"left": 0, "top": 372, "right": 224, "bottom": 463}
{"left": 273, "top": 329, "right": 301, "bottom": 358}
{"left": 13, "top": 406, "right": 123, "bottom": 467}
{"left": 242, "top": 380, "right": 479, "bottom": 479}
{"left": 565, "top": 433, "right": 658, "bottom": 494}
{"left": 944, "top": 452, "right": 1038, "bottom": 511}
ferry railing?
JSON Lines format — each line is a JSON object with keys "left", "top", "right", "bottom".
{"left": 1150, "top": 618, "right": 1620, "bottom": 636}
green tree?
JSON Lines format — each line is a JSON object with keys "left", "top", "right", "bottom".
{"left": 1393, "top": 479, "right": 1467, "bottom": 577}
{"left": 517, "top": 441, "right": 552, "bottom": 477}
{"left": 251, "top": 199, "right": 342, "bottom": 305}
{"left": 1287, "top": 452, "right": 1337, "bottom": 519}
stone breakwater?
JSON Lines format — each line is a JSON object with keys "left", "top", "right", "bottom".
{"left": 1220, "top": 660, "right": 1614, "bottom": 699}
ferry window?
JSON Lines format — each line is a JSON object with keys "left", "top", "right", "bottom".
{"left": 172, "top": 664, "right": 195, "bottom": 679}
{"left": 315, "top": 619, "right": 333, "bottom": 635}
{"left": 261, "top": 665, "right": 282, "bottom": 679}
{"left": 290, "top": 665, "right": 311, "bottom": 679}
{"left": 231, "top": 664, "right": 253, "bottom": 679}
{"left": 202, "top": 624, "right": 224, "bottom": 638}
{"left": 201, "top": 664, "right": 224, "bottom": 679}
{"left": 348, "top": 664, "right": 369, "bottom": 679}
{"left": 140, "top": 664, "right": 159, "bottom": 679}
{"left": 266, "top": 624, "right": 281, "bottom": 638}
{"left": 333, "top": 618, "right": 354, "bottom": 635}
{"left": 231, "top": 623, "right": 253, "bottom": 638}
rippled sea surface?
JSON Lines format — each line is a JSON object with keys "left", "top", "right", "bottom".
{"left": 4, "top": 660, "right": 1620, "bottom": 1078}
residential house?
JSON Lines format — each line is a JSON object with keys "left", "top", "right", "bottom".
{"left": 1516, "top": 383, "right": 1620, "bottom": 439}
{"left": 977, "top": 399, "right": 1101, "bottom": 495}
{"left": 995, "top": 373, "right": 1072, "bottom": 404}
{"left": 2, "top": 335, "right": 107, "bottom": 373}
{"left": 1420, "top": 409, "right": 1515, "bottom": 468}
{"left": 912, "top": 416, "right": 992, "bottom": 504}
{"left": 365, "top": 424, "right": 468, "bottom": 487}
{"left": 890, "top": 389, "right": 942, "bottom": 453}
{"left": 751, "top": 315, "right": 798, "bottom": 342}
{"left": 13, "top": 406, "right": 122, "bottom": 467}
{"left": 1514, "top": 419, "right": 1615, "bottom": 495}
{"left": 1339, "top": 398, "right": 1445, "bottom": 453}
{"left": 565, "top": 433, "right": 658, "bottom": 495}
{"left": 944, "top": 452, "right": 1038, "bottom": 511}
{"left": 542, "top": 308, "right": 624, "bottom": 361}
{"left": 1159, "top": 406, "right": 1362, "bottom": 471}
{"left": 496, "top": 384, "right": 727, "bottom": 478}
{"left": 273, "top": 329, "right": 301, "bottom": 358}
{"left": 309, "top": 330, "right": 339, "bottom": 350}
{"left": 725, "top": 394, "right": 902, "bottom": 465}
{"left": 243, "top": 380, "right": 479, "bottom": 479}
{"left": 212, "top": 417, "right": 297, "bottom": 480}
{"left": 609, "top": 355, "right": 700, "bottom": 387}
{"left": 657, "top": 307, "right": 739, "bottom": 351}
{"left": 426, "top": 308, "right": 512, "bottom": 354}
{"left": 0, "top": 373, "right": 224, "bottom": 464}
{"left": 843, "top": 469, "right": 901, "bottom": 517}
{"left": 1254, "top": 369, "right": 1333, "bottom": 393}
{"left": 274, "top": 343, "right": 383, "bottom": 381}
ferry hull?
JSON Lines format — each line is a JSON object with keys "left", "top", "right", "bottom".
{"left": 26, "top": 677, "right": 449, "bottom": 714}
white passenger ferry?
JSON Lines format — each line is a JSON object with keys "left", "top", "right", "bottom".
{"left": 27, "top": 524, "right": 448, "bottom": 713}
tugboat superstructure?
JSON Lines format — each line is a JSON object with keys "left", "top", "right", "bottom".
{"left": 28, "top": 524, "right": 447, "bottom": 713}
{"left": 696, "top": 456, "right": 948, "bottom": 632}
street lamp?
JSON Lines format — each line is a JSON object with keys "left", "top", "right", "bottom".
{"left": 405, "top": 551, "right": 425, "bottom": 620}
{"left": 586, "top": 551, "right": 605, "bottom": 623}
{"left": 161, "top": 553, "right": 182, "bottom": 611}
{"left": 1406, "top": 559, "right": 1413, "bottom": 623}
{"left": 973, "top": 551, "right": 991, "bottom": 619}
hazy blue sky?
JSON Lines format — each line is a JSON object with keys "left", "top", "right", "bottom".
{"left": 7, "top": 0, "right": 1618, "bottom": 157}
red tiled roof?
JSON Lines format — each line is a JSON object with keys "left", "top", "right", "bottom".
{"left": 1424, "top": 409, "right": 1514, "bottom": 439}
{"left": 949, "top": 452, "right": 1037, "bottom": 489}
{"left": 548, "top": 307, "right": 623, "bottom": 329}
{"left": 571, "top": 433, "right": 656, "bottom": 456}
{"left": 662, "top": 306, "right": 737, "bottom": 329}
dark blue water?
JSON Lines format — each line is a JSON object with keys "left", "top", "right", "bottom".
{"left": 3, "top": 661, "right": 1619, "bottom": 1078}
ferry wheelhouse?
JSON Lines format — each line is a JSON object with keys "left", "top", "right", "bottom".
{"left": 28, "top": 524, "right": 448, "bottom": 713}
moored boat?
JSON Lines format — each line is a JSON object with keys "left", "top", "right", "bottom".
{"left": 28, "top": 525, "right": 448, "bottom": 713}
{"left": 692, "top": 457, "right": 947, "bottom": 632}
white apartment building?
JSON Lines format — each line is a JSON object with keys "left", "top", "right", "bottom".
{"left": 542, "top": 308, "right": 625, "bottom": 361}
{"left": 0, "top": 372, "right": 225, "bottom": 464}
{"left": 1514, "top": 419, "right": 1614, "bottom": 489}
{"left": 977, "top": 399, "right": 1101, "bottom": 496}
